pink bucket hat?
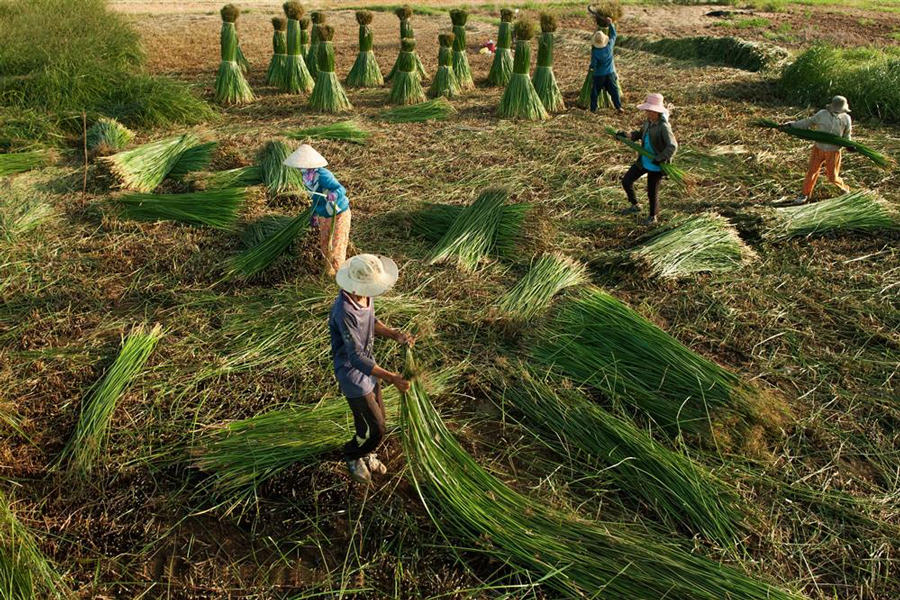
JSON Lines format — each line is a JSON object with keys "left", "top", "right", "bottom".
{"left": 637, "top": 93, "right": 669, "bottom": 116}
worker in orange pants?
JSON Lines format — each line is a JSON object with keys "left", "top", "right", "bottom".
{"left": 789, "top": 96, "right": 853, "bottom": 204}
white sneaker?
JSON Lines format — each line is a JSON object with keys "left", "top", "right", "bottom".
{"left": 346, "top": 458, "right": 372, "bottom": 485}
{"left": 365, "top": 453, "right": 387, "bottom": 476}
{"left": 790, "top": 195, "right": 808, "bottom": 206}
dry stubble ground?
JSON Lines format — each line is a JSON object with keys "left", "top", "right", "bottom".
{"left": 1, "top": 1, "right": 899, "bottom": 599}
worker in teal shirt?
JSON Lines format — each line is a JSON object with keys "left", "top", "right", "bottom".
{"left": 588, "top": 16, "right": 622, "bottom": 113}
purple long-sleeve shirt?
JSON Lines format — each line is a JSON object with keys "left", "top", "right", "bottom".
{"left": 329, "top": 291, "right": 377, "bottom": 398}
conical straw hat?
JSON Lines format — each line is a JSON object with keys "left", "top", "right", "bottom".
{"left": 283, "top": 144, "right": 328, "bottom": 169}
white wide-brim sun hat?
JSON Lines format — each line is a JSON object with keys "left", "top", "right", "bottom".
{"left": 336, "top": 254, "right": 399, "bottom": 297}
{"left": 591, "top": 30, "right": 609, "bottom": 48}
{"left": 828, "top": 95, "right": 851, "bottom": 114}
{"left": 283, "top": 144, "right": 328, "bottom": 169}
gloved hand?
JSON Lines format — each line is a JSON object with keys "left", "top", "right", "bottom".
{"left": 615, "top": 130, "right": 626, "bottom": 138}
{"left": 845, "top": 145, "right": 857, "bottom": 153}
{"left": 651, "top": 159, "right": 662, "bottom": 166}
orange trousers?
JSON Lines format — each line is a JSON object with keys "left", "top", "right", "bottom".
{"left": 803, "top": 146, "right": 849, "bottom": 197}
{"left": 314, "top": 209, "right": 351, "bottom": 275}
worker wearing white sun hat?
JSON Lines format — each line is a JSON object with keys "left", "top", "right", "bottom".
{"left": 329, "top": 253, "right": 415, "bottom": 485}
{"left": 284, "top": 143, "right": 351, "bottom": 275}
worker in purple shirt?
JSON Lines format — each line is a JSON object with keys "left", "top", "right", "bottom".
{"left": 588, "top": 16, "right": 623, "bottom": 113}
{"left": 329, "top": 253, "right": 415, "bottom": 485}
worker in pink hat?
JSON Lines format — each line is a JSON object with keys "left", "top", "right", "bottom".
{"left": 617, "top": 93, "right": 678, "bottom": 224}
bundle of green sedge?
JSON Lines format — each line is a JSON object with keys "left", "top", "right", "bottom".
{"left": 498, "top": 20, "right": 549, "bottom": 121}
{"left": 389, "top": 39, "right": 426, "bottom": 105}
{"left": 280, "top": 2, "right": 314, "bottom": 93}
{"left": 308, "top": 25, "right": 353, "bottom": 113}
{"left": 386, "top": 6, "right": 427, "bottom": 82}
{"left": 487, "top": 9, "right": 515, "bottom": 87}
{"left": 266, "top": 17, "right": 288, "bottom": 86}
{"left": 450, "top": 9, "right": 474, "bottom": 90}
{"left": 306, "top": 11, "right": 326, "bottom": 80}
{"left": 533, "top": 13, "right": 564, "bottom": 112}
{"left": 86, "top": 117, "right": 133, "bottom": 157}
{"left": 215, "top": 4, "right": 255, "bottom": 104}
{"left": 299, "top": 17, "right": 311, "bottom": 56}
{"left": 429, "top": 33, "right": 460, "bottom": 99}
{"left": 346, "top": 11, "right": 384, "bottom": 88}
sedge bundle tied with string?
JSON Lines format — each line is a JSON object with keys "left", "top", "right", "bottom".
{"left": 400, "top": 349, "right": 805, "bottom": 600}
{"left": 266, "top": 17, "right": 288, "bottom": 86}
{"left": 308, "top": 25, "right": 353, "bottom": 113}
{"left": 533, "top": 13, "right": 565, "bottom": 112}
{"left": 306, "top": 11, "right": 326, "bottom": 80}
{"left": 532, "top": 286, "right": 765, "bottom": 440}
{"left": 449, "top": 9, "right": 474, "bottom": 90}
{"left": 495, "top": 252, "right": 586, "bottom": 321}
{"left": 280, "top": 2, "right": 314, "bottom": 93}
{"left": 58, "top": 325, "right": 162, "bottom": 477}
{"left": 752, "top": 118, "right": 891, "bottom": 169}
{"left": 215, "top": 5, "right": 254, "bottom": 105}
{"left": 498, "top": 20, "right": 549, "bottom": 121}
{"left": 226, "top": 206, "right": 313, "bottom": 278}
{"left": 115, "top": 188, "right": 246, "bottom": 230}
{"left": 379, "top": 97, "right": 456, "bottom": 123}
{"left": 346, "top": 11, "right": 383, "bottom": 88}
{"left": 389, "top": 39, "right": 427, "bottom": 105}
{"left": 0, "top": 150, "right": 53, "bottom": 177}
{"left": 299, "top": 17, "right": 311, "bottom": 56}
{"left": 167, "top": 141, "right": 219, "bottom": 181}
{"left": 287, "top": 120, "right": 371, "bottom": 144}
{"left": 86, "top": 118, "right": 133, "bottom": 157}
{"left": 386, "top": 6, "right": 427, "bottom": 82}
{"left": 606, "top": 126, "right": 687, "bottom": 187}
{"left": 429, "top": 34, "right": 459, "bottom": 99}
{"left": 99, "top": 134, "right": 198, "bottom": 192}
{"left": 487, "top": 9, "right": 515, "bottom": 87}
{"left": 493, "top": 366, "right": 747, "bottom": 547}
{"left": 627, "top": 213, "right": 757, "bottom": 279}
{"left": 763, "top": 190, "right": 900, "bottom": 241}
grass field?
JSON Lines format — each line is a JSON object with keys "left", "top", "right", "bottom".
{"left": 1, "top": 0, "right": 899, "bottom": 598}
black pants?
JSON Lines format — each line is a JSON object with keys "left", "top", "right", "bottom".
{"left": 590, "top": 73, "right": 622, "bottom": 111}
{"left": 342, "top": 382, "right": 385, "bottom": 461}
{"left": 622, "top": 161, "right": 663, "bottom": 218}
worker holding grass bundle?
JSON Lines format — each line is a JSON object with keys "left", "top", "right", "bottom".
{"left": 330, "top": 253, "right": 415, "bottom": 485}
{"left": 617, "top": 93, "right": 678, "bottom": 224}
{"left": 786, "top": 95, "right": 853, "bottom": 205}
{"left": 588, "top": 16, "right": 622, "bottom": 113}
{"left": 283, "top": 144, "right": 351, "bottom": 275}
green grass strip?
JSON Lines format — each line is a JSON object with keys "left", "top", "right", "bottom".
{"left": 287, "top": 120, "right": 371, "bottom": 145}
{"left": 116, "top": 188, "right": 246, "bottom": 230}
{"left": 495, "top": 252, "right": 586, "bottom": 320}
{"left": 379, "top": 97, "right": 456, "bottom": 123}
{"left": 0, "top": 151, "right": 52, "bottom": 178}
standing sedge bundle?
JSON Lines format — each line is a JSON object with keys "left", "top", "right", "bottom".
{"left": 498, "top": 20, "right": 549, "bottom": 121}
{"left": 258, "top": 140, "right": 305, "bottom": 194}
{"left": 299, "top": 17, "right": 311, "bottom": 56}
{"left": 389, "top": 39, "right": 426, "bottom": 105}
{"left": 346, "top": 11, "right": 384, "bottom": 88}
{"left": 429, "top": 33, "right": 460, "bottom": 99}
{"left": 306, "top": 11, "right": 326, "bottom": 80}
{"left": 386, "top": 6, "right": 427, "bottom": 82}
{"left": 533, "top": 13, "right": 564, "bottom": 112}
{"left": 308, "top": 25, "right": 353, "bottom": 113}
{"left": 215, "top": 4, "right": 254, "bottom": 105}
{"left": 487, "top": 9, "right": 514, "bottom": 87}
{"left": 280, "top": 2, "right": 314, "bottom": 93}
{"left": 266, "top": 17, "right": 288, "bottom": 86}
{"left": 450, "top": 9, "right": 474, "bottom": 91}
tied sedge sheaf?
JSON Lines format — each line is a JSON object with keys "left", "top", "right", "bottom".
{"left": 412, "top": 200, "right": 529, "bottom": 257}
{"left": 380, "top": 97, "right": 456, "bottom": 123}
{"left": 86, "top": 118, "right": 133, "bottom": 157}
{"left": 400, "top": 349, "right": 805, "bottom": 600}
{"left": 308, "top": 25, "right": 353, "bottom": 113}
{"left": 389, "top": 39, "right": 427, "bottom": 106}
{"left": 532, "top": 14, "right": 565, "bottom": 112}
{"left": 606, "top": 126, "right": 687, "bottom": 186}
{"left": 266, "top": 17, "right": 288, "bottom": 86}
{"left": 306, "top": 11, "right": 326, "bottom": 81}
{"left": 764, "top": 190, "right": 900, "bottom": 241}
{"left": 287, "top": 120, "right": 371, "bottom": 145}
{"left": 0, "top": 150, "right": 53, "bottom": 177}
{"left": 628, "top": 213, "right": 757, "bottom": 279}
{"left": 259, "top": 140, "right": 305, "bottom": 195}
{"left": 58, "top": 325, "right": 162, "bottom": 477}
{"left": 487, "top": 9, "right": 514, "bottom": 87}
{"left": 532, "top": 286, "right": 764, "bottom": 438}
{"left": 226, "top": 206, "right": 313, "bottom": 278}
{"left": 498, "top": 20, "right": 549, "bottom": 121}
{"left": 346, "top": 11, "right": 383, "bottom": 88}
{"left": 386, "top": 7, "right": 427, "bottom": 82}
{"left": 494, "top": 367, "right": 746, "bottom": 547}
{"left": 281, "top": 2, "right": 314, "bottom": 94}
{"left": 0, "top": 492, "right": 71, "bottom": 600}
{"left": 99, "top": 134, "right": 199, "bottom": 192}
{"left": 215, "top": 5, "right": 254, "bottom": 105}
{"left": 429, "top": 34, "right": 460, "bottom": 99}
{"left": 116, "top": 188, "right": 246, "bottom": 230}
{"left": 449, "top": 10, "right": 474, "bottom": 90}
{"left": 495, "top": 252, "right": 586, "bottom": 321}
{"left": 752, "top": 118, "right": 891, "bottom": 168}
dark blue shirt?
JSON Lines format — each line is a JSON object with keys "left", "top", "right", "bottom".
{"left": 328, "top": 291, "right": 377, "bottom": 398}
{"left": 589, "top": 23, "right": 617, "bottom": 76}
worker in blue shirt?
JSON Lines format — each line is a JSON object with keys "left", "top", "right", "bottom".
{"left": 588, "top": 16, "right": 623, "bottom": 113}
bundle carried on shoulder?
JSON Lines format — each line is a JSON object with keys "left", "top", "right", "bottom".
{"left": 280, "top": 2, "right": 314, "bottom": 93}
{"left": 308, "top": 24, "right": 353, "bottom": 113}
{"left": 450, "top": 9, "right": 474, "bottom": 90}
{"left": 389, "top": 38, "right": 426, "bottom": 105}
{"left": 346, "top": 10, "right": 383, "bottom": 88}
{"left": 215, "top": 4, "right": 254, "bottom": 105}
{"left": 487, "top": 9, "right": 515, "bottom": 87}
{"left": 532, "top": 13, "right": 564, "bottom": 112}
{"left": 498, "top": 20, "right": 549, "bottom": 121}
{"left": 752, "top": 118, "right": 891, "bottom": 169}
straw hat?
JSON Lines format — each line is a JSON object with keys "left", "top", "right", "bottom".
{"left": 828, "top": 95, "right": 850, "bottom": 114}
{"left": 637, "top": 93, "right": 669, "bottom": 116}
{"left": 283, "top": 144, "right": 327, "bottom": 169}
{"left": 336, "top": 254, "right": 399, "bottom": 297}
{"left": 591, "top": 30, "right": 609, "bottom": 48}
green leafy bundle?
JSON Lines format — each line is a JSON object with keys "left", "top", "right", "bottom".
{"left": 607, "top": 126, "right": 687, "bottom": 186}
{"left": 116, "top": 188, "right": 246, "bottom": 230}
{"left": 753, "top": 118, "right": 890, "bottom": 169}
{"left": 99, "top": 134, "right": 198, "bottom": 192}
{"left": 764, "top": 190, "right": 900, "bottom": 241}
{"left": 389, "top": 38, "right": 426, "bottom": 105}
{"left": 429, "top": 34, "right": 460, "bottom": 99}
{"left": 266, "top": 17, "right": 288, "bottom": 86}
{"left": 380, "top": 97, "right": 456, "bottom": 123}
{"left": 288, "top": 120, "right": 371, "bottom": 144}
{"left": 532, "top": 14, "right": 565, "bottom": 112}
{"left": 498, "top": 21, "right": 549, "bottom": 121}
{"left": 280, "top": 3, "right": 314, "bottom": 93}
{"left": 487, "top": 9, "right": 514, "bottom": 87}
{"left": 450, "top": 10, "right": 474, "bottom": 90}
{"left": 346, "top": 11, "right": 384, "bottom": 88}
{"left": 215, "top": 6, "right": 254, "bottom": 105}
{"left": 226, "top": 207, "right": 313, "bottom": 278}
{"left": 86, "top": 117, "right": 133, "bottom": 157}
{"left": 308, "top": 25, "right": 353, "bottom": 113}
{"left": 495, "top": 252, "right": 586, "bottom": 320}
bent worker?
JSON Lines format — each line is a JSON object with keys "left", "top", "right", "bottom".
{"left": 330, "top": 253, "right": 415, "bottom": 485}
{"left": 284, "top": 144, "right": 351, "bottom": 275}
{"left": 618, "top": 93, "right": 678, "bottom": 225}
{"left": 588, "top": 15, "right": 622, "bottom": 113}
{"left": 787, "top": 95, "right": 853, "bottom": 205}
